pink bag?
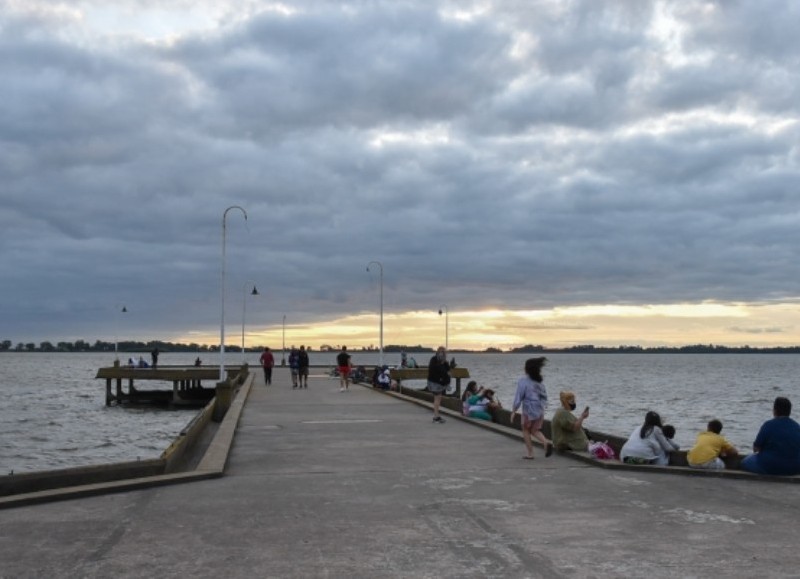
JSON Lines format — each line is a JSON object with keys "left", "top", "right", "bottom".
{"left": 589, "top": 441, "right": 616, "bottom": 460}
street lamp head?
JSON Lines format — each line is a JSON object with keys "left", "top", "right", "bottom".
{"left": 251, "top": 286, "right": 259, "bottom": 296}
{"left": 122, "top": 306, "right": 127, "bottom": 313}
{"left": 438, "top": 309, "right": 443, "bottom": 316}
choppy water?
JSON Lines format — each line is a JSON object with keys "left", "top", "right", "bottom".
{"left": 344, "top": 351, "right": 799, "bottom": 453}
{"left": 1, "top": 351, "right": 798, "bottom": 472}
{"left": 0, "top": 352, "right": 213, "bottom": 473}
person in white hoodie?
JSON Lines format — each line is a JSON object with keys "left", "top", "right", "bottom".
{"left": 620, "top": 410, "right": 680, "bottom": 466}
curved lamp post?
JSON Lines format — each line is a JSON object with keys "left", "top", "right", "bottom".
{"left": 438, "top": 304, "right": 449, "bottom": 351}
{"left": 366, "top": 261, "right": 384, "bottom": 366}
{"left": 114, "top": 304, "right": 127, "bottom": 361}
{"left": 282, "top": 314, "right": 286, "bottom": 365}
{"left": 220, "top": 205, "right": 247, "bottom": 382}
{"left": 241, "top": 281, "right": 259, "bottom": 364}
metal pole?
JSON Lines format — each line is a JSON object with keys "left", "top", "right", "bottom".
{"left": 114, "top": 304, "right": 127, "bottom": 361}
{"left": 242, "top": 281, "right": 258, "bottom": 364}
{"left": 439, "top": 305, "right": 448, "bottom": 351}
{"left": 220, "top": 205, "right": 247, "bottom": 382}
{"left": 282, "top": 315, "right": 286, "bottom": 365}
{"left": 367, "top": 261, "right": 384, "bottom": 366}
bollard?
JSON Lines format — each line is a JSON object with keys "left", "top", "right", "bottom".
{"left": 213, "top": 380, "right": 233, "bottom": 422}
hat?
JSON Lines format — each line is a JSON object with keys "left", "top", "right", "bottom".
{"left": 559, "top": 391, "right": 576, "bottom": 406}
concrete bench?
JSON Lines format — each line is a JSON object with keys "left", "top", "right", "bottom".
{"left": 390, "top": 367, "right": 471, "bottom": 397}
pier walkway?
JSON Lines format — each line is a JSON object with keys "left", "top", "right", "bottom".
{"left": 2, "top": 368, "right": 800, "bottom": 578}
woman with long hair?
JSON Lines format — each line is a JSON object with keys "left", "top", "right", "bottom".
{"left": 619, "top": 410, "right": 679, "bottom": 465}
{"left": 510, "top": 357, "right": 553, "bottom": 459}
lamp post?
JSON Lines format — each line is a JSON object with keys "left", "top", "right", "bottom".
{"left": 241, "top": 281, "right": 259, "bottom": 364}
{"left": 114, "top": 304, "right": 127, "bottom": 361}
{"left": 366, "top": 261, "right": 384, "bottom": 366}
{"left": 220, "top": 205, "right": 247, "bottom": 382}
{"left": 282, "top": 314, "right": 286, "bottom": 365}
{"left": 438, "top": 305, "right": 449, "bottom": 351}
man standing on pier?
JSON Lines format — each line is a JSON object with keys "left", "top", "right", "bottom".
{"left": 288, "top": 346, "right": 299, "bottom": 388}
{"left": 260, "top": 347, "right": 275, "bottom": 385}
{"left": 337, "top": 346, "right": 352, "bottom": 392}
{"left": 151, "top": 347, "right": 159, "bottom": 368}
{"left": 298, "top": 345, "right": 310, "bottom": 388}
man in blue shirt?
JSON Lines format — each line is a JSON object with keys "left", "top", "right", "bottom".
{"left": 741, "top": 397, "right": 800, "bottom": 476}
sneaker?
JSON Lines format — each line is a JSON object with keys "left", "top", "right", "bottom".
{"left": 433, "top": 416, "right": 445, "bottom": 423}
{"left": 339, "top": 387, "right": 345, "bottom": 392}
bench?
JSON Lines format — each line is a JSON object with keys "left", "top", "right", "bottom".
{"left": 390, "top": 367, "right": 471, "bottom": 397}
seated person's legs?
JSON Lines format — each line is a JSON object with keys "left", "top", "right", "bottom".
{"left": 740, "top": 454, "right": 767, "bottom": 474}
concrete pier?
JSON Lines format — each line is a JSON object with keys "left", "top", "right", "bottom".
{"left": 2, "top": 367, "right": 800, "bottom": 578}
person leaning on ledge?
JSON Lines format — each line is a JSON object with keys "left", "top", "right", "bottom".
{"left": 551, "top": 391, "right": 590, "bottom": 451}
{"left": 741, "top": 396, "right": 800, "bottom": 476}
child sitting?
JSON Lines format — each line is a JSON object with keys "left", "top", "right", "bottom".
{"left": 467, "top": 388, "right": 500, "bottom": 421}
{"left": 687, "top": 419, "right": 738, "bottom": 470}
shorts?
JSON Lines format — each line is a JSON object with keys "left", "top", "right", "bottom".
{"left": 622, "top": 456, "right": 655, "bottom": 465}
{"left": 688, "top": 457, "right": 725, "bottom": 470}
{"left": 338, "top": 366, "right": 350, "bottom": 377}
{"left": 522, "top": 415, "right": 544, "bottom": 432}
{"left": 290, "top": 368, "right": 298, "bottom": 376}
{"left": 299, "top": 367, "right": 309, "bottom": 377}
{"left": 427, "top": 381, "right": 446, "bottom": 394}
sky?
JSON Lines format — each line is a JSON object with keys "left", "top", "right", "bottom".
{"left": 2, "top": 0, "right": 800, "bottom": 351}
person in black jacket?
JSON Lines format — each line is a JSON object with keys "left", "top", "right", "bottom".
{"left": 427, "top": 346, "right": 451, "bottom": 423}
{"left": 298, "top": 345, "right": 310, "bottom": 388}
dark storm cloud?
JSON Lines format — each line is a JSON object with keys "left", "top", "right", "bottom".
{"left": 1, "top": 0, "right": 799, "bottom": 343}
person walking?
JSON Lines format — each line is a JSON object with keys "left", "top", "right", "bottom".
{"left": 336, "top": 346, "right": 352, "bottom": 392}
{"left": 510, "top": 357, "right": 553, "bottom": 459}
{"left": 427, "top": 346, "right": 451, "bottom": 423}
{"left": 259, "top": 347, "right": 275, "bottom": 385}
{"left": 298, "top": 345, "right": 310, "bottom": 388}
{"left": 288, "top": 346, "right": 300, "bottom": 388}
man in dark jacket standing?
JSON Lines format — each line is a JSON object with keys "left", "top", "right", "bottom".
{"left": 427, "top": 346, "right": 450, "bottom": 423}
{"left": 298, "top": 345, "right": 310, "bottom": 388}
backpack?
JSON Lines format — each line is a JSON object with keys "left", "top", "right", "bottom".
{"left": 589, "top": 441, "right": 617, "bottom": 460}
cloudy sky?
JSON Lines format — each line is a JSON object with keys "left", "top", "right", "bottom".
{"left": 2, "top": 0, "right": 800, "bottom": 351}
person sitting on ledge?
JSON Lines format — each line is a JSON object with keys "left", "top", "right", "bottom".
{"left": 551, "top": 391, "right": 590, "bottom": 452}
{"left": 466, "top": 388, "right": 501, "bottom": 421}
{"left": 461, "top": 381, "right": 481, "bottom": 416}
{"left": 741, "top": 396, "right": 800, "bottom": 476}
{"left": 687, "top": 419, "right": 738, "bottom": 470}
{"left": 619, "top": 411, "right": 679, "bottom": 466}
{"left": 377, "top": 366, "right": 391, "bottom": 390}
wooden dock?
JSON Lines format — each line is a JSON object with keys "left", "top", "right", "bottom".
{"left": 95, "top": 364, "right": 229, "bottom": 407}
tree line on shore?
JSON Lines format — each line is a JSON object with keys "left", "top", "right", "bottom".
{"left": 4, "top": 339, "right": 800, "bottom": 355}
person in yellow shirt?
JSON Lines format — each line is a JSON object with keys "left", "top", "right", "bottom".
{"left": 687, "top": 419, "right": 738, "bottom": 470}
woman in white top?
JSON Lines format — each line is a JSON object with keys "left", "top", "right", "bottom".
{"left": 620, "top": 411, "right": 680, "bottom": 466}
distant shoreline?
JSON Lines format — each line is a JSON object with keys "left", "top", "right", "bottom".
{"left": 5, "top": 343, "right": 800, "bottom": 355}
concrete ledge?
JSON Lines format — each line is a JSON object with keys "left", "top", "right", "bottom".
{"left": 378, "top": 384, "right": 800, "bottom": 484}
{"left": 0, "top": 459, "right": 166, "bottom": 497}
{"left": 0, "top": 372, "right": 255, "bottom": 510}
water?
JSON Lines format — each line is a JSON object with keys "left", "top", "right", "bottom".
{"left": 337, "top": 351, "right": 799, "bottom": 452}
{"left": 2, "top": 351, "right": 798, "bottom": 473}
{"left": 0, "top": 352, "right": 210, "bottom": 474}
